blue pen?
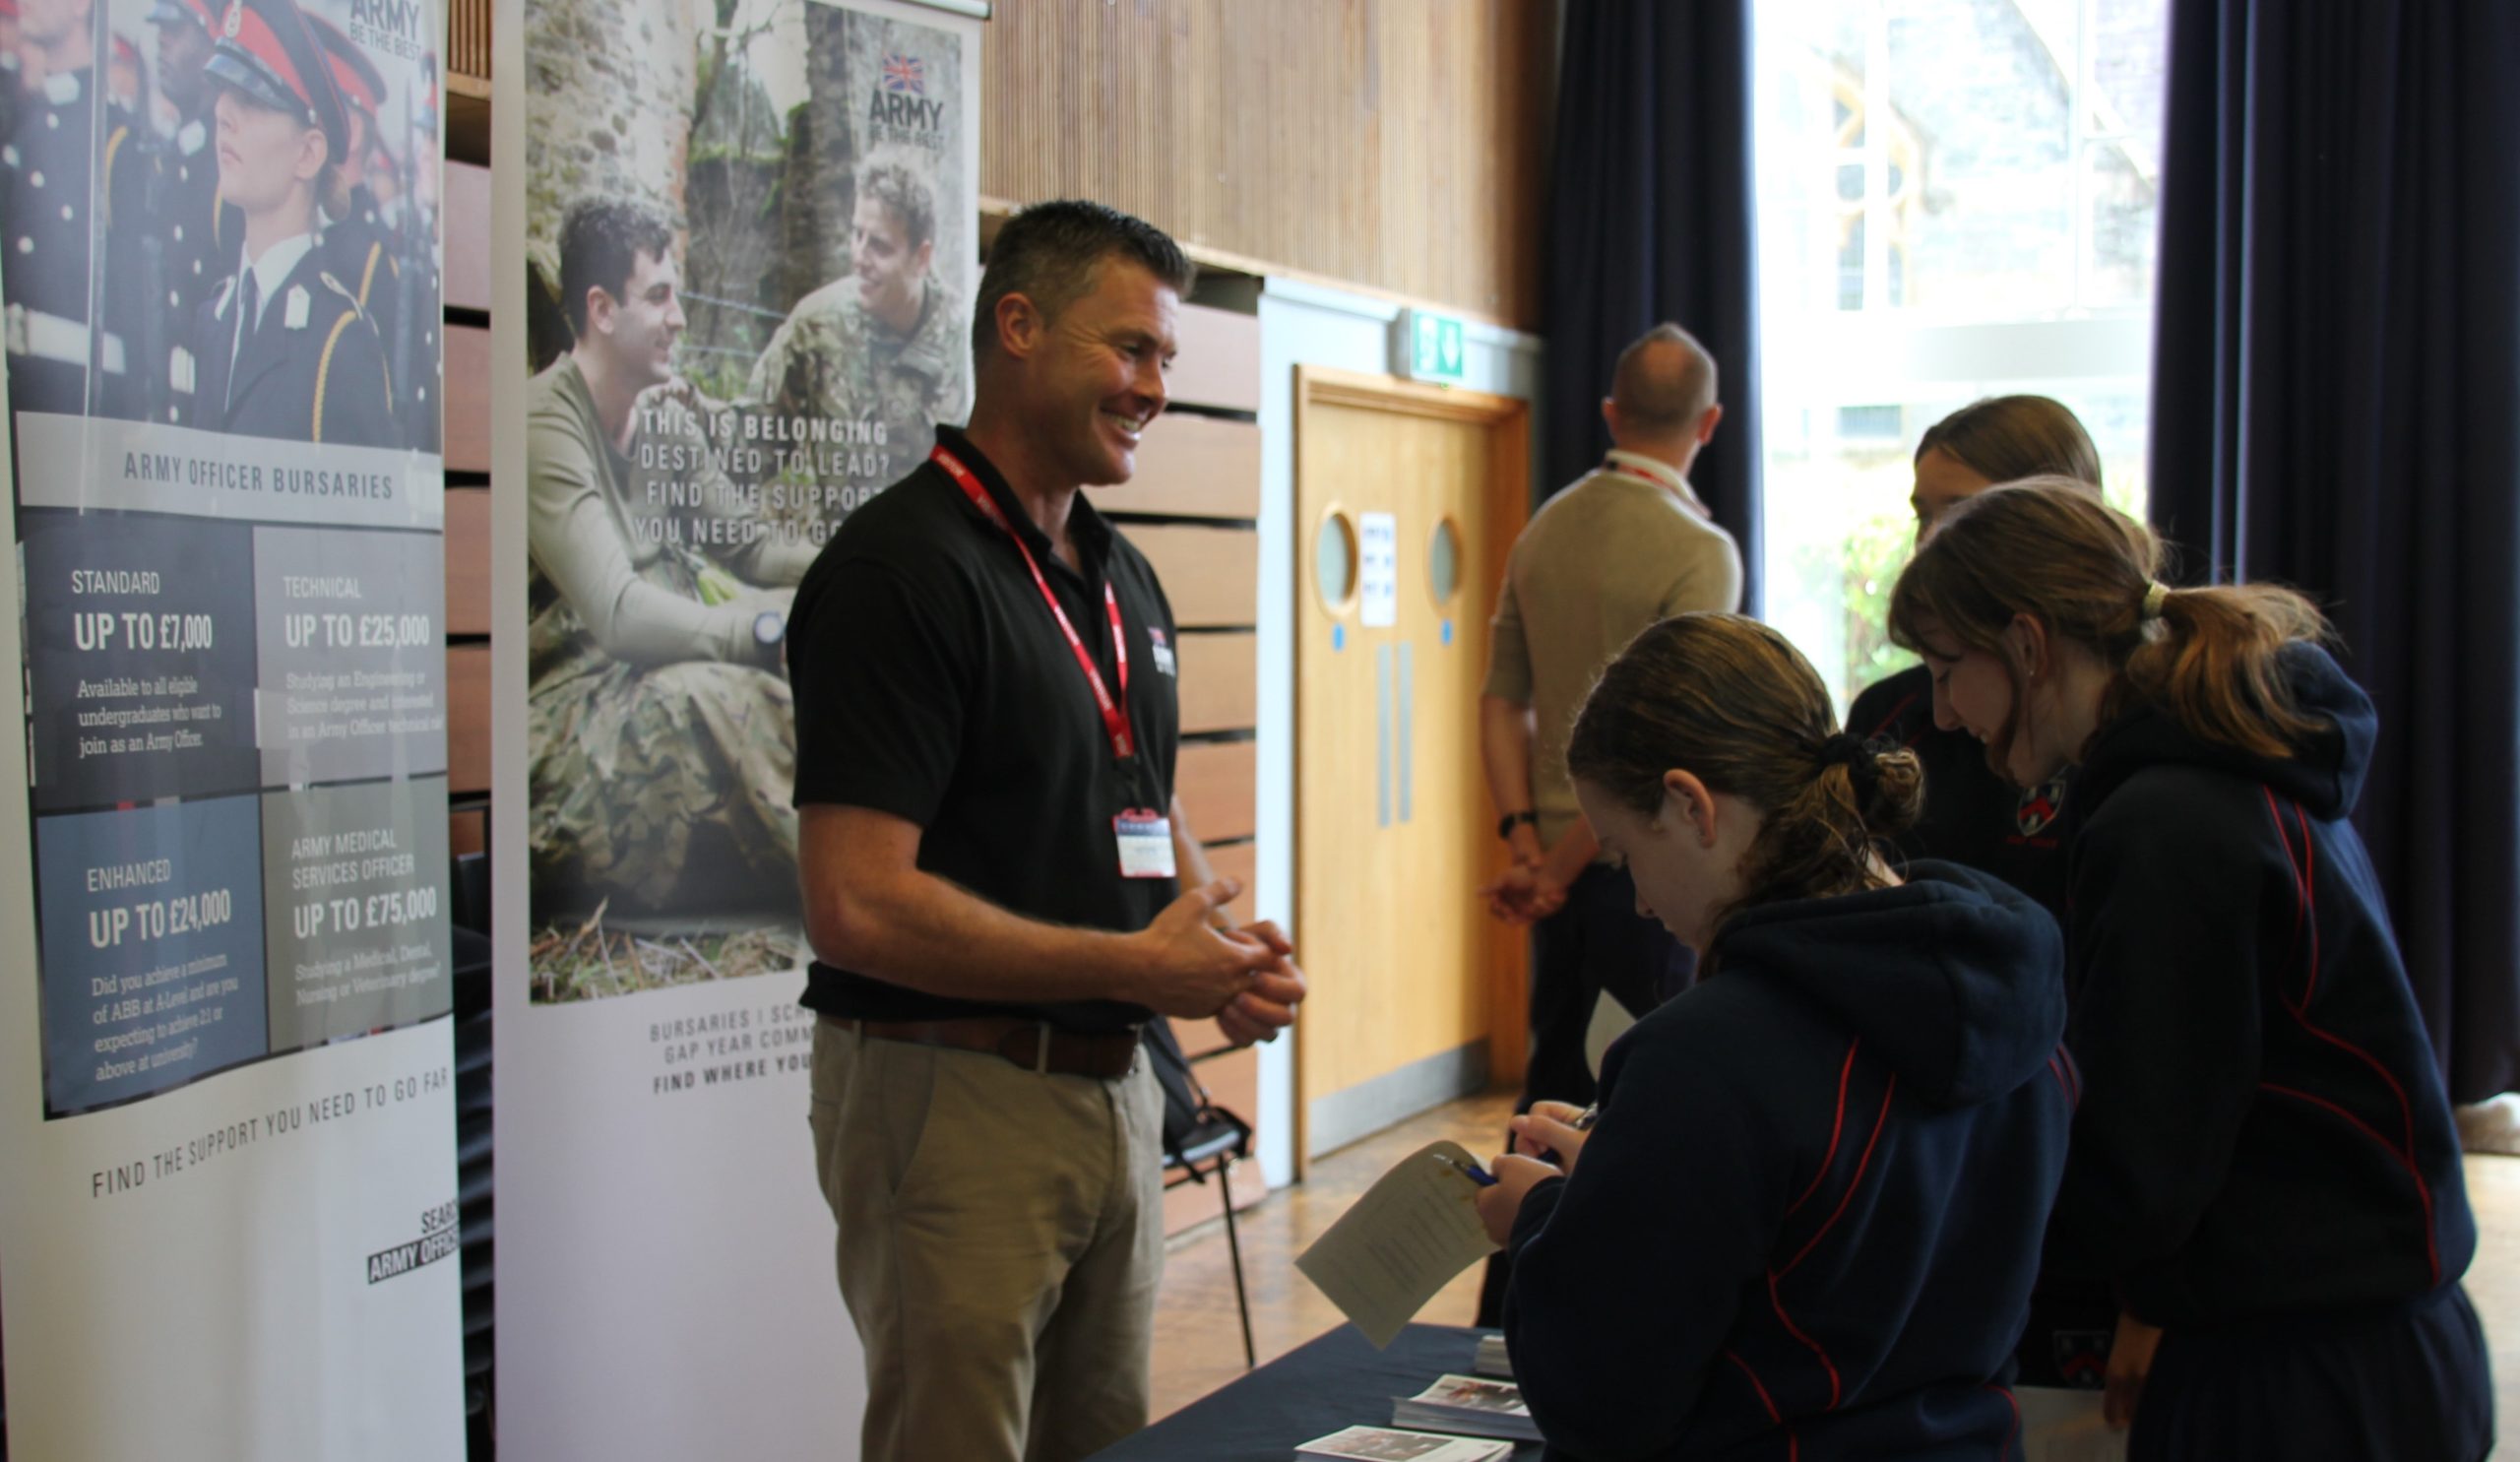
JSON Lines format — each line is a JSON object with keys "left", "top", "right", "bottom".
{"left": 1438, "top": 1153, "right": 1499, "bottom": 1187}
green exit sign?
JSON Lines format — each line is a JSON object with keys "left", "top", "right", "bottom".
{"left": 1394, "top": 308, "right": 1468, "bottom": 385}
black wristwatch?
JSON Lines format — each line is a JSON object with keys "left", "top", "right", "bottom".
{"left": 1497, "top": 810, "right": 1539, "bottom": 840}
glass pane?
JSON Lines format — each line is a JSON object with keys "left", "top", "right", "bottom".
{"left": 1754, "top": 0, "right": 2169, "bottom": 712}
{"left": 2094, "top": 0, "right": 2171, "bottom": 134}
{"left": 1427, "top": 518, "right": 1462, "bottom": 604}
{"left": 1314, "top": 512, "right": 1356, "bottom": 610}
{"left": 2083, "top": 139, "right": 2159, "bottom": 309}
{"left": 1880, "top": 3, "right": 2075, "bottom": 320}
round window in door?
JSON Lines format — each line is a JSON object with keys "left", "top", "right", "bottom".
{"left": 1426, "top": 515, "right": 1463, "bottom": 607}
{"left": 1314, "top": 506, "right": 1359, "bottom": 614}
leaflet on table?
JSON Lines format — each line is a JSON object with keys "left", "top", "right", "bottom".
{"left": 1294, "top": 1423, "right": 1512, "bottom": 1461}
{"left": 1390, "top": 1374, "right": 1541, "bottom": 1442}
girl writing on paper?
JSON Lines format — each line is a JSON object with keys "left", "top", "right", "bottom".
{"left": 1886, "top": 480, "right": 2489, "bottom": 1460}
{"left": 1475, "top": 612, "right": 2077, "bottom": 1460}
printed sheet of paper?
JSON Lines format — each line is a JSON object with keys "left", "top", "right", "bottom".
{"left": 1584, "top": 988, "right": 1637, "bottom": 1081}
{"left": 2014, "top": 1387, "right": 2127, "bottom": 1462}
{"left": 1296, "top": 1425, "right": 1510, "bottom": 1461}
{"left": 1296, "top": 1140, "right": 1501, "bottom": 1348}
{"left": 1358, "top": 512, "right": 1400, "bottom": 627}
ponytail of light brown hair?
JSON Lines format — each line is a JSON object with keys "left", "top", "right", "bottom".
{"left": 1886, "top": 478, "right": 2333, "bottom": 766}
{"left": 1565, "top": 614, "right": 1922, "bottom": 949}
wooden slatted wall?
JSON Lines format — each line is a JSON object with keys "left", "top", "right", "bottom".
{"left": 980, "top": 0, "right": 1553, "bottom": 328}
{"left": 1100, "top": 304, "right": 1273, "bottom": 1233}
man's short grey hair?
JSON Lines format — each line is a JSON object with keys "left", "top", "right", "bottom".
{"left": 1610, "top": 323, "right": 1719, "bottom": 431}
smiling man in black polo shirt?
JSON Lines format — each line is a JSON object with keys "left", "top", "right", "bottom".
{"left": 788, "top": 200, "right": 1307, "bottom": 1462}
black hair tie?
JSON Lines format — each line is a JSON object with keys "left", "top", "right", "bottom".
{"left": 1815, "top": 732, "right": 1880, "bottom": 791}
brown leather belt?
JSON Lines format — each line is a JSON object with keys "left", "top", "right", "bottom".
{"left": 841, "top": 1017, "right": 1142, "bottom": 1081}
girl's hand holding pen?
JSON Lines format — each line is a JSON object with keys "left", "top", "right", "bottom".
{"left": 1511, "top": 1100, "right": 1595, "bottom": 1172}
{"left": 1474, "top": 1153, "right": 1565, "bottom": 1248}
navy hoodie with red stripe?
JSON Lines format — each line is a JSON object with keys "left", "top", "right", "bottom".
{"left": 1502, "top": 862, "right": 2075, "bottom": 1461}
{"left": 2044, "top": 643, "right": 2476, "bottom": 1329}
{"left": 1850, "top": 665, "right": 2073, "bottom": 921}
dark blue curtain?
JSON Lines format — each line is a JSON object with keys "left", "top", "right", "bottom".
{"left": 2148, "top": 1, "right": 2520, "bottom": 1101}
{"left": 1542, "top": 0, "right": 1764, "bottom": 613}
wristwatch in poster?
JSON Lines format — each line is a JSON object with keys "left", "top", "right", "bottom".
{"left": 1497, "top": 810, "right": 1538, "bottom": 841}
{"left": 753, "top": 609, "right": 786, "bottom": 647}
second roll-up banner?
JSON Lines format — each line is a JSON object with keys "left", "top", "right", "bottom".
{"left": 0, "top": 0, "right": 463, "bottom": 1447}
{"left": 493, "top": 0, "right": 980, "bottom": 1453}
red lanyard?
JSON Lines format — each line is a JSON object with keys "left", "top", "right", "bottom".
{"left": 1605, "top": 458, "right": 1711, "bottom": 520}
{"left": 932, "top": 444, "right": 1135, "bottom": 760}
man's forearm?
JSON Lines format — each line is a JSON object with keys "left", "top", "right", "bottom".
{"left": 1542, "top": 819, "right": 1600, "bottom": 884}
{"left": 1480, "top": 694, "right": 1539, "bottom": 821}
{"left": 808, "top": 864, "right": 1152, "bottom": 1008}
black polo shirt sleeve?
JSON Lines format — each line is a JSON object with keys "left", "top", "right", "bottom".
{"left": 788, "top": 552, "right": 975, "bottom": 828}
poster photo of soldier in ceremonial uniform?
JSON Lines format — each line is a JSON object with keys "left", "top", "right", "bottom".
{"left": 2, "top": 0, "right": 443, "bottom": 447}
{"left": 522, "top": 0, "right": 973, "bottom": 1001}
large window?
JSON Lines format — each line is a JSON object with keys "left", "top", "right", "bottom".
{"left": 1755, "top": 0, "right": 2168, "bottom": 711}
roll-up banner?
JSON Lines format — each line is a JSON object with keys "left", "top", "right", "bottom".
{"left": 0, "top": 0, "right": 462, "bottom": 1447}
{"left": 493, "top": 0, "right": 978, "bottom": 1452}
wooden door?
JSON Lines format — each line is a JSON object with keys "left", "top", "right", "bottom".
{"left": 1293, "top": 366, "right": 1529, "bottom": 1163}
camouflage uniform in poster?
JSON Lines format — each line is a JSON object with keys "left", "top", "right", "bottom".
{"left": 526, "top": 356, "right": 818, "bottom": 914}
{"left": 745, "top": 275, "right": 967, "bottom": 513}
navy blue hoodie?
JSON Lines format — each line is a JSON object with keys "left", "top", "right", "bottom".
{"left": 1503, "top": 862, "right": 2074, "bottom": 1461}
{"left": 1849, "top": 665, "right": 2074, "bottom": 922}
{"left": 2045, "top": 643, "right": 2476, "bottom": 1328}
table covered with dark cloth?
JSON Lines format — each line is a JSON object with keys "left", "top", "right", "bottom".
{"left": 1086, "top": 1323, "right": 1545, "bottom": 1461}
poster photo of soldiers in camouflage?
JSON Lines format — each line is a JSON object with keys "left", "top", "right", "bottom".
{"left": 522, "top": 0, "right": 972, "bottom": 1002}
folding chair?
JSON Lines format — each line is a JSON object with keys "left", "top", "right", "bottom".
{"left": 1145, "top": 1020, "right": 1259, "bottom": 1368}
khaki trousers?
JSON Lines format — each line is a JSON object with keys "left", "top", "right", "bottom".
{"left": 808, "top": 1016, "right": 1166, "bottom": 1462}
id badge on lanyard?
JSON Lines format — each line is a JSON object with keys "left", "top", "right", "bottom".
{"left": 1112, "top": 806, "right": 1177, "bottom": 880}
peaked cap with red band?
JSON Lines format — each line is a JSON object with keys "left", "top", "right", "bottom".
{"left": 205, "top": 0, "right": 348, "bottom": 169}
{"left": 303, "top": 11, "right": 382, "bottom": 123}
{"left": 148, "top": 0, "right": 217, "bottom": 35}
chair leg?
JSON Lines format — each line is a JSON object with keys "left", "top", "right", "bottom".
{"left": 1218, "top": 1154, "right": 1255, "bottom": 1368}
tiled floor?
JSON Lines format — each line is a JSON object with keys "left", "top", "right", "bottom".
{"left": 1156, "top": 1086, "right": 2520, "bottom": 1447}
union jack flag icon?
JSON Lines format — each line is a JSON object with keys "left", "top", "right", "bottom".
{"left": 882, "top": 54, "right": 925, "bottom": 94}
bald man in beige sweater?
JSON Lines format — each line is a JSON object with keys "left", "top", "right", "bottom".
{"left": 1473, "top": 322, "right": 1741, "bottom": 1322}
